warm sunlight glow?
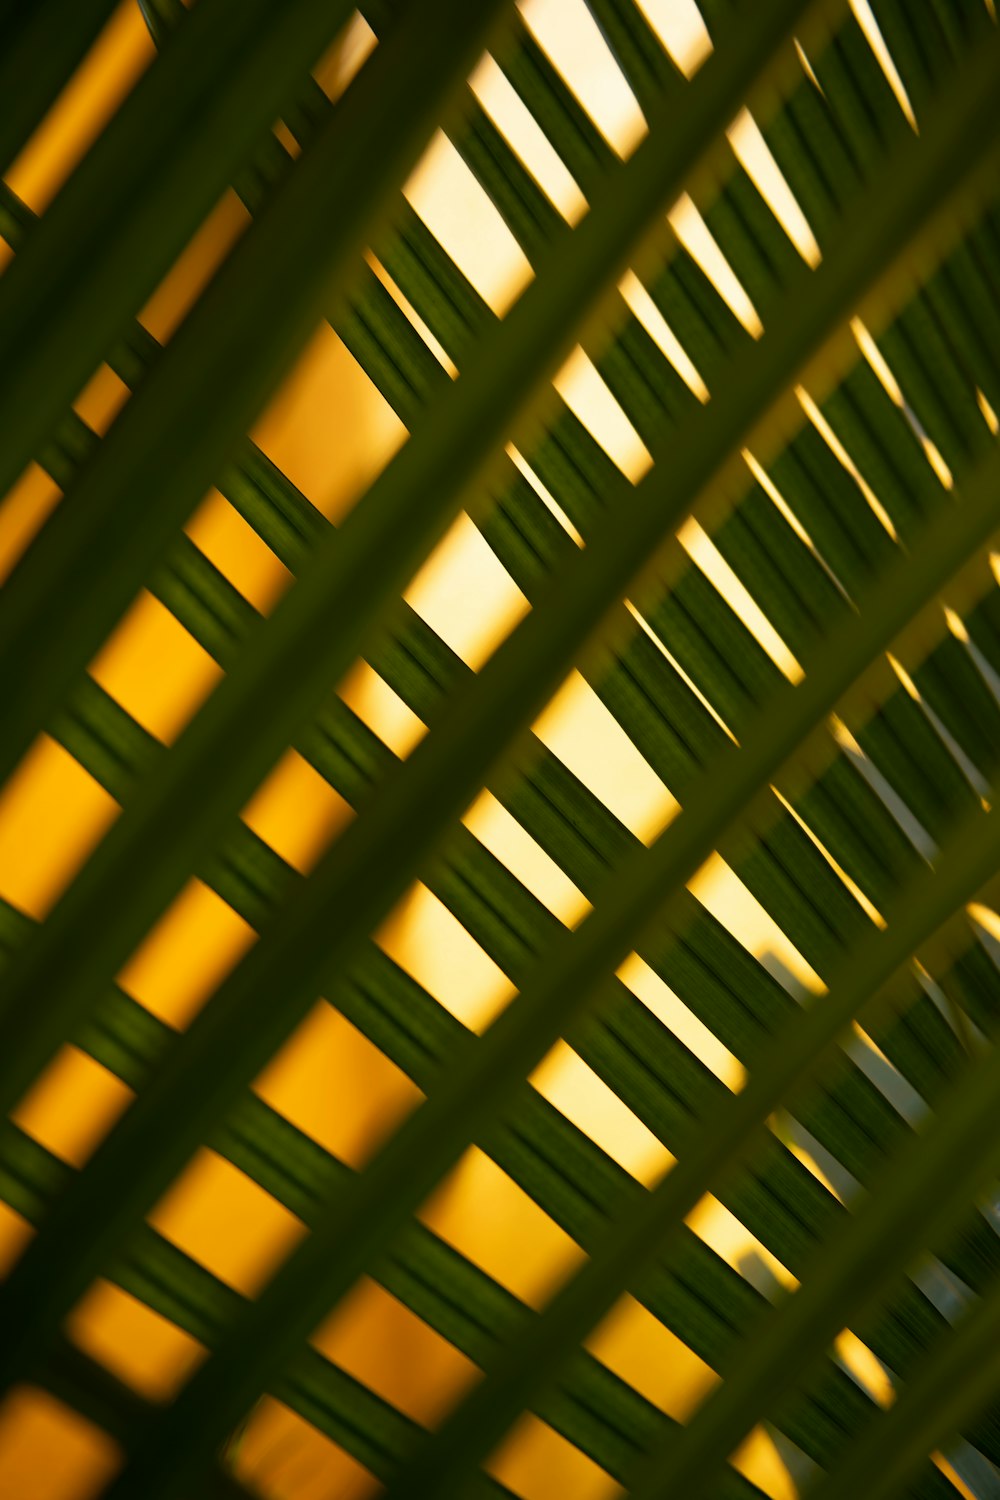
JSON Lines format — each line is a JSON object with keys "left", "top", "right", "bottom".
{"left": 619, "top": 268, "right": 710, "bottom": 401}
{"left": 636, "top": 0, "right": 712, "bottom": 78}
{"left": 727, "top": 108, "right": 822, "bottom": 267}
{"left": 797, "top": 384, "right": 900, "bottom": 541}
{"left": 519, "top": 0, "right": 647, "bottom": 157}
{"left": 677, "top": 517, "right": 804, "bottom": 682}
{"left": 404, "top": 130, "right": 534, "bottom": 315}
{"left": 668, "top": 193, "right": 764, "bottom": 336}
{"left": 554, "top": 345, "right": 652, "bottom": 480}
{"left": 470, "top": 53, "right": 588, "bottom": 223}
{"left": 849, "top": 0, "right": 918, "bottom": 131}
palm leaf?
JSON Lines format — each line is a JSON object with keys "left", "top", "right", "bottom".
{"left": 1, "top": 2, "right": 999, "bottom": 1499}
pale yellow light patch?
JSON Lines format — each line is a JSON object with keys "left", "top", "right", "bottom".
{"left": 887, "top": 652, "right": 919, "bottom": 701}
{"left": 337, "top": 660, "right": 427, "bottom": 758}
{"left": 0, "top": 1388, "right": 121, "bottom": 1500}
{"left": 727, "top": 110, "right": 822, "bottom": 267}
{"left": 849, "top": 0, "right": 917, "bottom": 130}
{"left": 969, "top": 901, "right": 1000, "bottom": 945}
{"left": 554, "top": 345, "right": 652, "bottom": 479}
{"left": 257, "top": 322, "right": 407, "bottom": 522}
{"left": 834, "top": 1329, "right": 895, "bottom": 1406}
{"left": 149, "top": 1149, "right": 305, "bottom": 1298}
{"left": 519, "top": 0, "right": 647, "bottom": 158}
{"left": 686, "top": 1194, "right": 798, "bottom": 1293}
{"left": 742, "top": 448, "right": 827, "bottom": 563}
{"left": 470, "top": 54, "right": 588, "bottom": 223}
{"left": 689, "top": 853, "right": 825, "bottom": 995}
{"left": 619, "top": 269, "right": 710, "bottom": 401}
{"left": 376, "top": 883, "right": 516, "bottom": 1032}
{"left": 6, "top": 0, "right": 154, "bottom": 213}
{"left": 851, "top": 324, "right": 954, "bottom": 492}
{"left": 530, "top": 1041, "right": 672, "bottom": 1185}
{"left": 922, "top": 437, "right": 954, "bottom": 490}
{"left": 365, "top": 251, "right": 457, "bottom": 375}
{"left": 254, "top": 1004, "right": 422, "bottom": 1170}
{"left": 534, "top": 671, "right": 677, "bottom": 841}
{"left": 11, "top": 1047, "right": 132, "bottom": 1167}
{"left": 0, "top": 737, "right": 119, "bottom": 920}
{"left": 235, "top": 1397, "right": 375, "bottom": 1500}
{"left": 848, "top": 1020, "right": 922, "bottom": 1123}
{"left": 89, "top": 590, "right": 223, "bottom": 745}
{"left": 0, "top": 463, "right": 61, "bottom": 583}
{"left": 272, "top": 119, "right": 300, "bottom": 159}
{"left": 625, "top": 600, "right": 738, "bottom": 742}
{"left": 72, "top": 363, "right": 129, "bottom": 435}
{"left": 731, "top": 1426, "right": 801, "bottom": 1500}
{"left": 67, "top": 1283, "right": 205, "bottom": 1401}
{"left": 586, "top": 1294, "right": 717, "bottom": 1419}
{"left": 240, "top": 749, "right": 353, "bottom": 875}
{"left": 253, "top": 322, "right": 406, "bottom": 521}
{"left": 0, "top": 1204, "right": 32, "bottom": 1279}
{"left": 771, "top": 786, "right": 885, "bottom": 928}
{"left": 404, "top": 131, "right": 533, "bottom": 316}
{"left": 184, "top": 490, "right": 293, "bottom": 616}
{"left": 668, "top": 194, "right": 764, "bottom": 336}
{"left": 404, "top": 511, "right": 530, "bottom": 669}
{"left": 420, "top": 1147, "right": 585, "bottom": 1307}
{"left": 618, "top": 952, "right": 746, "bottom": 1088}
{"left": 489, "top": 1412, "right": 623, "bottom": 1500}
{"left": 977, "top": 389, "right": 999, "bottom": 434}
{"left": 117, "top": 878, "right": 257, "bottom": 1030}
{"left": 636, "top": 0, "right": 712, "bottom": 77}
{"left": 678, "top": 516, "right": 803, "bottom": 682}
{"left": 829, "top": 714, "right": 865, "bottom": 758}
{"left": 507, "top": 442, "right": 585, "bottom": 543}
{"left": 462, "top": 789, "right": 591, "bottom": 925}
{"left": 852, "top": 316, "right": 905, "bottom": 405}
{"left": 138, "top": 191, "right": 250, "bottom": 344}
{"left": 932, "top": 1453, "right": 980, "bottom": 1499}
{"left": 312, "top": 12, "right": 377, "bottom": 102}
{"left": 797, "top": 385, "right": 899, "bottom": 541}
{"left": 312, "top": 1277, "right": 478, "bottom": 1425}
{"left": 779, "top": 1128, "right": 847, "bottom": 1202}
{"left": 947, "top": 606, "right": 971, "bottom": 642}
{"left": 795, "top": 39, "right": 823, "bottom": 93}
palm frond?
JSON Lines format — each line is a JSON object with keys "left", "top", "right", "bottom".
{"left": 1, "top": 2, "right": 999, "bottom": 1499}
